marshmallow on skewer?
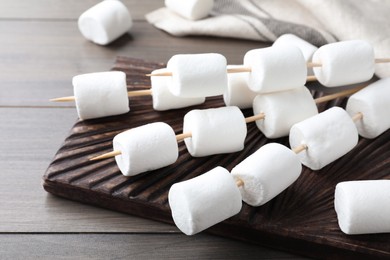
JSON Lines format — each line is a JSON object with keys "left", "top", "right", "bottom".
{"left": 253, "top": 87, "right": 318, "bottom": 138}
{"left": 312, "top": 40, "right": 375, "bottom": 87}
{"left": 289, "top": 107, "right": 359, "bottom": 170}
{"left": 151, "top": 68, "right": 205, "bottom": 110}
{"left": 335, "top": 180, "right": 390, "bottom": 235}
{"left": 223, "top": 65, "right": 257, "bottom": 109}
{"left": 232, "top": 143, "right": 302, "bottom": 206}
{"left": 168, "top": 166, "right": 242, "bottom": 236}
{"left": 273, "top": 34, "right": 318, "bottom": 75}
{"left": 113, "top": 122, "right": 178, "bottom": 176}
{"left": 167, "top": 53, "right": 228, "bottom": 98}
{"left": 183, "top": 106, "right": 247, "bottom": 157}
{"left": 73, "top": 71, "right": 129, "bottom": 120}
{"left": 346, "top": 77, "right": 390, "bottom": 138}
{"left": 165, "top": 0, "right": 214, "bottom": 20}
{"left": 78, "top": 0, "right": 132, "bottom": 45}
{"left": 243, "top": 45, "right": 307, "bottom": 93}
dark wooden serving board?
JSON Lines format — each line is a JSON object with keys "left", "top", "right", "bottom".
{"left": 43, "top": 57, "right": 390, "bottom": 259}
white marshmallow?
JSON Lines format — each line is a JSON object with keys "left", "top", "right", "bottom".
{"left": 289, "top": 107, "right": 359, "bottom": 170}
{"left": 73, "top": 71, "right": 129, "bottom": 120}
{"left": 151, "top": 68, "right": 205, "bottom": 111}
{"left": 312, "top": 40, "right": 375, "bottom": 87}
{"left": 273, "top": 34, "right": 318, "bottom": 75}
{"left": 78, "top": 0, "right": 132, "bottom": 45}
{"left": 346, "top": 78, "right": 390, "bottom": 138}
{"left": 335, "top": 180, "right": 390, "bottom": 235}
{"left": 167, "top": 53, "right": 228, "bottom": 98}
{"left": 243, "top": 45, "right": 307, "bottom": 93}
{"left": 168, "top": 166, "right": 242, "bottom": 235}
{"left": 113, "top": 122, "right": 178, "bottom": 176}
{"left": 183, "top": 106, "right": 247, "bottom": 157}
{"left": 253, "top": 87, "right": 318, "bottom": 138}
{"left": 165, "top": 0, "right": 214, "bottom": 20}
{"left": 232, "top": 143, "right": 302, "bottom": 207}
{"left": 223, "top": 65, "right": 257, "bottom": 109}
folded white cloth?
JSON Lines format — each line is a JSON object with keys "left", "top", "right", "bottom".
{"left": 146, "top": 0, "right": 390, "bottom": 78}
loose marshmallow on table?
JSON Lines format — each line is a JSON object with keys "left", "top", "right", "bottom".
{"left": 232, "top": 143, "right": 302, "bottom": 206}
{"left": 335, "top": 180, "right": 390, "bottom": 235}
{"left": 151, "top": 68, "right": 205, "bottom": 111}
{"left": 73, "top": 71, "right": 129, "bottom": 120}
{"left": 223, "top": 65, "right": 257, "bottom": 109}
{"left": 78, "top": 0, "right": 132, "bottom": 45}
{"left": 183, "top": 106, "right": 247, "bottom": 157}
{"left": 169, "top": 166, "right": 242, "bottom": 235}
{"left": 165, "top": 0, "right": 214, "bottom": 20}
{"left": 289, "top": 107, "right": 359, "bottom": 170}
{"left": 113, "top": 122, "right": 178, "bottom": 176}
{"left": 312, "top": 40, "right": 375, "bottom": 87}
{"left": 167, "top": 53, "right": 228, "bottom": 98}
{"left": 253, "top": 87, "right": 318, "bottom": 138}
{"left": 273, "top": 34, "right": 318, "bottom": 75}
{"left": 346, "top": 78, "right": 390, "bottom": 138}
{"left": 243, "top": 45, "right": 307, "bottom": 93}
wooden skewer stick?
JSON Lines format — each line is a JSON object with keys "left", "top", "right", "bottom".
{"left": 306, "top": 75, "right": 317, "bottom": 82}
{"left": 236, "top": 178, "right": 244, "bottom": 187}
{"left": 352, "top": 112, "right": 363, "bottom": 122}
{"left": 292, "top": 144, "right": 307, "bottom": 154}
{"left": 176, "top": 132, "right": 192, "bottom": 141}
{"left": 50, "top": 90, "right": 153, "bottom": 102}
{"left": 245, "top": 113, "right": 265, "bottom": 123}
{"left": 90, "top": 150, "right": 122, "bottom": 161}
{"left": 314, "top": 85, "right": 366, "bottom": 104}
{"left": 146, "top": 67, "right": 253, "bottom": 77}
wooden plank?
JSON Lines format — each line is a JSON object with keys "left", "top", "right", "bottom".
{"left": 0, "top": 234, "right": 305, "bottom": 259}
{"left": 43, "top": 57, "right": 390, "bottom": 259}
{"left": 0, "top": 20, "right": 264, "bottom": 107}
{"left": 0, "top": 107, "right": 176, "bottom": 232}
{"left": 0, "top": 0, "right": 161, "bottom": 20}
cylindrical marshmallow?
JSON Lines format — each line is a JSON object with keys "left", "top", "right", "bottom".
{"left": 273, "top": 34, "right": 318, "bottom": 75}
{"left": 312, "top": 40, "right": 375, "bottom": 87}
{"left": 346, "top": 78, "right": 390, "bottom": 138}
{"left": 223, "top": 65, "right": 257, "bottom": 109}
{"left": 165, "top": 0, "right": 214, "bottom": 20}
{"left": 78, "top": 0, "right": 133, "bottom": 45}
{"left": 168, "top": 166, "right": 242, "bottom": 235}
{"left": 113, "top": 122, "right": 178, "bottom": 176}
{"left": 167, "top": 53, "right": 228, "bottom": 98}
{"left": 232, "top": 143, "right": 302, "bottom": 207}
{"left": 151, "top": 68, "right": 205, "bottom": 111}
{"left": 253, "top": 87, "right": 318, "bottom": 138}
{"left": 243, "top": 45, "right": 307, "bottom": 93}
{"left": 73, "top": 71, "right": 129, "bottom": 120}
{"left": 335, "top": 180, "right": 390, "bottom": 235}
{"left": 289, "top": 107, "right": 359, "bottom": 170}
{"left": 183, "top": 106, "right": 247, "bottom": 157}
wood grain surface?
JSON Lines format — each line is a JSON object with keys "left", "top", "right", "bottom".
{"left": 43, "top": 57, "right": 390, "bottom": 259}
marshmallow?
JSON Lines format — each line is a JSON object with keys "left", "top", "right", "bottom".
{"left": 183, "top": 106, "right": 247, "bottom": 157}
{"left": 232, "top": 143, "right": 302, "bottom": 206}
{"left": 73, "top": 71, "right": 129, "bottom": 120}
{"left": 167, "top": 53, "right": 228, "bottom": 98}
{"left": 169, "top": 166, "right": 242, "bottom": 235}
{"left": 165, "top": 0, "right": 214, "bottom": 20}
{"left": 346, "top": 78, "right": 390, "bottom": 138}
{"left": 78, "top": 0, "right": 132, "bottom": 45}
{"left": 253, "top": 87, "right": 318, "bottom": 138}
{"left": 243, "top": 45, "right": 307, "bottom": 93}
{"left": 223, "top": 65, "right": 257, "bottom": 109}
{"left": 312, "top": 40, "right": 375, "bottom": 87}
{"left": 113, "top": 122, "right": 178, "bottom": 176}
{"left": 335, "top": 180, "right": 390, "bottom": 235}
{"left": 273, "top": 34, "right": 318, "bottom": 75}
{"left": 151, "top": 68, "right": 205, "bottom": 111}
{"left": 289, "top": 107, "right": 359, "bottom": 170}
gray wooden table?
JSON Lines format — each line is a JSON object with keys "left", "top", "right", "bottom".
{"left": 0, "top": 1, "right": 307, "bottom": 258}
